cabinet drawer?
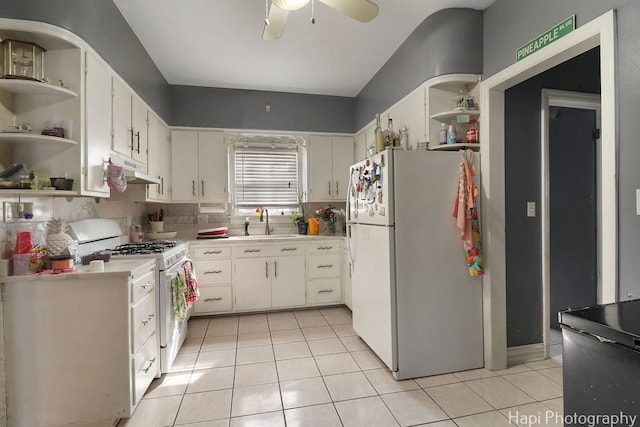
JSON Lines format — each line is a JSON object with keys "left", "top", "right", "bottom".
{"left": 307, "top": 241, "right": 342, "bottom": 253}
{"left": 130, "top": 268, "right": 156, "bottom": 304}
{"left": 271, "top": 243, "right": 305, "bottom": 256}
{"left": 131, "top": 292, "right": 156, "bottom": 352}
{"left": 307, "top": 254, "right": 341, "bottom": 278}
{"left": 307, "top": 278, "right": 342, "bottom": 304}
{"left": 194, "top": 259, "right": 231, "bottom": 285}
{"left": 233, "top": 245, "right": 268, "bottom": 257}
{"left": 133, "top": 333, "right": 158, "bottom": 406}
{"left": 191, "top": 245, "right": 231, "bottom": 259}
{"left": 194, "top": 286, "right": 233, "bottom": 313}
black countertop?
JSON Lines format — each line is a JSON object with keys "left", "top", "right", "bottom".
{"left": 559, "top": 299, "right": 640, "bottom": 350}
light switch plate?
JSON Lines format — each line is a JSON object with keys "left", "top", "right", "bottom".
{"left": 527, "top": 201, "right": 536, "bottom": 217}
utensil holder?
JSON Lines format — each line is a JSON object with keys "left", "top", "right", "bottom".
{"left": 150, "top": 221, "right": 164, "bottom": 232}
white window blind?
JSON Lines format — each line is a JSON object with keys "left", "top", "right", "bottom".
{"left": 234, "top": 145, "right": 299, "bottom": 209}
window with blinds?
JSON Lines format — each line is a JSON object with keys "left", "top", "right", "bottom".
{"left": 233, "top": 145, "right": 300, "bottom": 210}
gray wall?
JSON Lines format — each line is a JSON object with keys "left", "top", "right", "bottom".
{"left": 0, "top": 0, "right": 171, "bottom": 121}
{"left": 355, "top": 8, "right": 483, "bottom": 130}
{"left": 170, "top": 86, "right": 355, "bottom": 133}
{"left": 485, "top": 0, "right": 640, "bottom": 345}
{"left": 504, "top": 48, "right": 600, "bottom": 346}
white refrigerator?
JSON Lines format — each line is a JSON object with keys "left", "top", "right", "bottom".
{"left": 347, "top": 149, "right": 484, "bottom": 380}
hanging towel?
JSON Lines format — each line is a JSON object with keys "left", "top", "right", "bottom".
{"left": 453, "top": 149, "right": 485, "bottom": 277}
{"left": 183, "top": 260, "right": 199, "bottom": 305}
{"left": 172, "top": 269, "right": 188, "bottom": 323}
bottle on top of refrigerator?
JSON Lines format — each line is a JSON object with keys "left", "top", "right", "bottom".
{"left": 375, "top": 114, "right": 385, "bottom": 152}
{"left": 400, "top": 126, "right": 409, "bottom": 150}
{"left": 439, "top": 123, "right": 448, "bottom": 145}
{"left": 447, "top": 123, "right": 457, "bottom": 144}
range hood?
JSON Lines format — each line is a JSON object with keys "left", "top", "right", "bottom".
{"left": 109, "top": 154, "right": 161, "bottom": 186}
{"left": 125, "top": 169, "right": 161, "bottom": 185}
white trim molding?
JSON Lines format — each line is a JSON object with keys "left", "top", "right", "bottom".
{"left": 479, "top": 10, "right": 617, "bottom": 370}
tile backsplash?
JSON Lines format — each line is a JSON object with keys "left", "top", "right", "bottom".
{"left": 0, "top": 197, "right": 346, "bottom": 255}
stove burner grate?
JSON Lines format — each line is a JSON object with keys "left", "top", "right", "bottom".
{"left": 112, "top": 241, "right": 177, "bottom": 255}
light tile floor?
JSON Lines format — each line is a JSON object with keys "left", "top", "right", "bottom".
{"left": 120, "top": 307, "right": 564, "bottom": 427}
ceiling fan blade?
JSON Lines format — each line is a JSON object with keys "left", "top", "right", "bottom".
{"left": 263, "top": 5, "right": 289, "bottom": 40}
{"left": 318, "top": 0, "right": 379, "bottom": 22}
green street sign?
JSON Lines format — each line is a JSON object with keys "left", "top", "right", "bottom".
{"left": 516, "top": 15, "right": 576, "bottom": 62}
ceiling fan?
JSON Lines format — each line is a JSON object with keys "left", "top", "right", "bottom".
{"left": 263, "top": 0, "right": 379, "bottom": 41}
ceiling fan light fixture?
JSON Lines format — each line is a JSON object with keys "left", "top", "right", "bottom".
{"left": 272, "top": 0, "right": 311, "bottom": 11}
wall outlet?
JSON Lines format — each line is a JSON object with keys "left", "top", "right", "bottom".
{"left": 197, "top": 214, "right": 208, "bottom": 224}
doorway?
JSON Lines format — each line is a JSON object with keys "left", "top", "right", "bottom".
{"left": 541, "top": 90, "right": 601, "bottom": 358}
{"left": 479, "top": 11, "right": 616, "bottom": 370}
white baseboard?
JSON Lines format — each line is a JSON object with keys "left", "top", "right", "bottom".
{"left": 507, "top": 343, "right": 546, "bottom": 366}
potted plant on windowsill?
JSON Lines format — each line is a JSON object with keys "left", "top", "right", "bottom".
{"left": 289, "top": 210, "right": 308, "bottom": 235}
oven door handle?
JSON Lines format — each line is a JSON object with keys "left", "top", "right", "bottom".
{"left": 164, "top": 257, "right": 192, "bottom": 278}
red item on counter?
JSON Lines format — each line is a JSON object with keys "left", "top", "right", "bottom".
{"left": 14, "top": 232, "right": 34, "bottom": 254}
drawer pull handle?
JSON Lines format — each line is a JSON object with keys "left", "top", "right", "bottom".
{"left": 318, "top": 246, "right": 334, "bottom": 250}
{"left": 204, "top": 250, "right": 222, "bottom": 254}
{"left": 318, "top": 289, "right": 334, "bottom": 293}
{"left": 204, "top": 270, "right": 223, "bottom": 274}
{"left": 281, "top": 247, "right": 298, "bottom": 252}
{"left": 244, "top": 249, "right": 261, "bottom": 253}
{"left": 141, "top": 280, "right": 154, "bottom": 289}
{"left": 142, "top": 357, "right": 157, "bottom": 373}
{"left": 148, "top": 314, "right": 155, "bottom": 320}
{"left": 205, "top": 297, "right": 223, "bottom": 302}
{"left": 317, "top": 264, "right": 334, "bottom": 268}
{"left": 141, "top": 320, "right": 149, "bottom": 325}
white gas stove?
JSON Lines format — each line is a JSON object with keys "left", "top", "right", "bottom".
{"left": 69, "top": 218, "right": 192, "bottom": 374}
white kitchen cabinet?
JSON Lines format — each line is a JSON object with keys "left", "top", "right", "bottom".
{"left": 306, "top": 240, "right": 342, "bottom": 305}
{"left": 354, "top": 128, "right": 369, "bottom": 162}
{"left": 233, "top": 242, "right": 306, "bottom": 311}
{"left": 382, "top": 87, "right": 427, "bottom": 151}
{"left": 2, "top": 260, "right": 158, "bottom": 426}
{"left": 234, "top": 256, "right": 272, "bottom": 311}
{"left": 271, "top": 242, "right": 306, "bottom": 308}
{"left": 146, "top": 112, "right": 171, "bottom": 201}
{"left": 84, "top": 51, "right": 112, "bottom": 196}
{"left": 343, "top": 244, "right": 352, "bottom": 310}
{"left": 112, "top": 77, "right": 148, "bottom": 169}
{"left": 192, "top": 245, "right": 234, "bottom": 314}
{"left": 308, "top": 135, "right": 354, "bottom": 202}
{"left": 171, "top": 129, "right": 227, "bottom": 202}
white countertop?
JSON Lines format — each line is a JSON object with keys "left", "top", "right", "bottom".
{"left": 1, "top": 258, "right": 156, "bottom": 283}
{"left": 187, "top": 234, "right": 346, "bottom": 245}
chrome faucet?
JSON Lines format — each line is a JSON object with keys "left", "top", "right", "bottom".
{"left": 263, "top": 208, "right": 271, "bottom": 235}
